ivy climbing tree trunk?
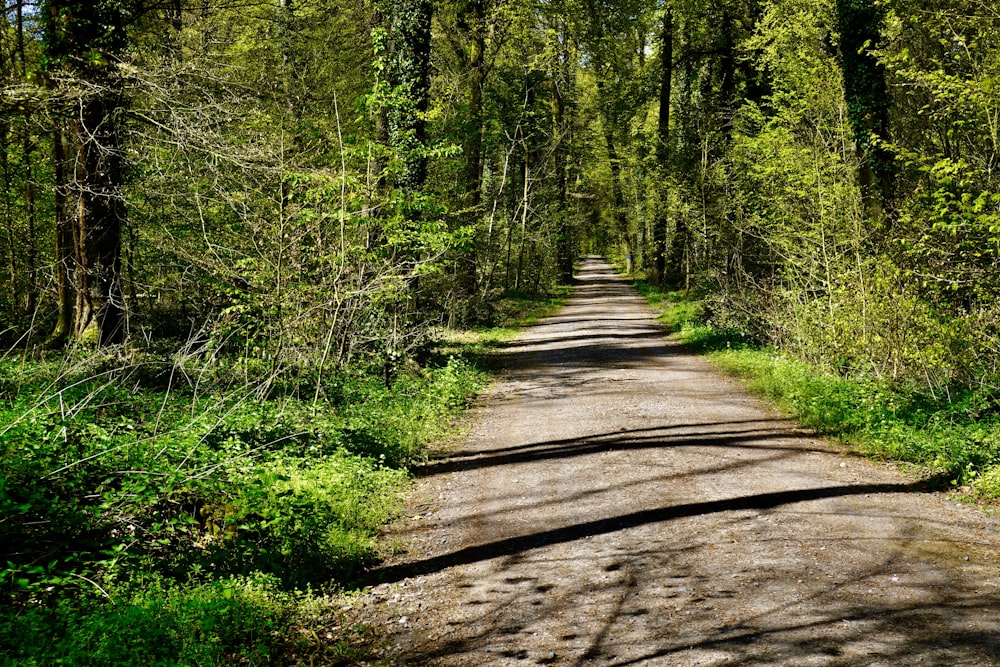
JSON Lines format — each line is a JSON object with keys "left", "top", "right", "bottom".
{"left": 385, "top": 0, "right": 433, "bottom": 193}
{"left": 44, "top": 0, "right": 132, "bottom": 346}
{"left": 835, "top": 0, "right": 896, "bottom": 228}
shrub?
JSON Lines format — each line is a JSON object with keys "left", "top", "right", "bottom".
{"left": 0, "top": 575, "right": 289, "bottom": 667}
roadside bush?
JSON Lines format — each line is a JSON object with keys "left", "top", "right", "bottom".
{"left": 706, "top": 345, "right": 1000, "bottom": 487}
{"left": 776, "top": 262, "right": 977, "bottom": 391}
{"left": 636, "top": 290, "right": 1000, "bottom": 497}
{"left": 0, "top": 575, "right": 289, "bottom": 667}
{"left": 184, "top": 453, "right": 408, "bottom": 588}
{"left": 0, "top": 287, "right": 554, "bottom": 664}
{"left": 0, "top": 351, "right": 487, "bottom": 609}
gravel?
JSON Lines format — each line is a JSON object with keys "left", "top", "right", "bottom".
{"left": 355, "top": 256, "right": 1000, "bottom": 666}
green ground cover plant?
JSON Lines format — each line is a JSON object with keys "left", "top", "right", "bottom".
{"left": 0, "top": 290, "right": 564, "bottom": 666}
{"left": 436, "top": 287, "right": 571, "bottom": 359}
{"left": 633, "top": 278, "right": 1000, "bottom": 501}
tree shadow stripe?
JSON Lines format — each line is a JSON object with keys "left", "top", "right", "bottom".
{"left": 366, "top": 481, "right": 934, "bottom": 585}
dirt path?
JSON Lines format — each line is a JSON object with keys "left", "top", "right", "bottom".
{"left": 358, "top": 256, "right": 1000, "bottom": 666}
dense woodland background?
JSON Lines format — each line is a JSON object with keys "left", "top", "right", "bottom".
{"left": 2, "top": 0, "right": 1000, "bottom": 663}
{"left": 2, "top": 0, "right": 999, "bottom": 390}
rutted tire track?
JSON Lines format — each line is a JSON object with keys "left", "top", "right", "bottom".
{"left": 358, "top": 256, "right": 1000, "bottom": 666}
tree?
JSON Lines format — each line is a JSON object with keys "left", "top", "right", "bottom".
{"left": 384, "top": 0, "right": 434, "bottom": 192}
{"left": 44, "top": 0, "right": 136, "bottom": 345}
{"left": 835, "top": 0, "right": 895, "bottom": 226}
{"left": 454, "top": 0, "right": 488, "bottom": 295}
{"left": 651, "top": 0, "right": 672, "bottom": 284}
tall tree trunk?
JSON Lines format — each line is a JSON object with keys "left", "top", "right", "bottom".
{"left": 169, "top": 0, "right": 182, "bottom": 32}
{"left": 50, "top": 126, "right": 75, "bottom": 344}
{"left": 44, "top": 0, "right": 131, "bottom": 345}
{"left": 552, "top": 79, "right": 571, "bottom": 282}
{"left": 1, "top": 121, "right": 15, "bottom": 307}
{"left": 652, "top": 2, "right": 672, "bottom": 285}
{"left": 718, "top": 10, "right": 737, "bottom": 139}
{"left": 602, "top": 123, "right": 630, "bottom": 267}
{"left": 553, "top": 19, "right": 574, "bottom": 283}
{"left": 515, "top": 154, "right": 529, "bottom": 290}
{"left": 386, "top": 0, "right": 433, "bottom": 193}
{"left": 16, "top": 0, "right": 37, "bottom": 315}
{"left": 593, "top": 70, "right": 630, "bottom": 267}
{"left": 835, "top": 0, "right": 896, "bottom": 229}
{"left": 459, "top": 0, "right": 486, "bottom": 298}
{"left": 377, "top": 0, "right": 433, "bottom": 331}
{"left": 23, "top": 127, "right": 37, "bottom": 316}
{"left": 366, "top": 4, "right": 389, "bottom": 245}
{"left": 67, "top": 100, "right": 126, "bottom": 344}
{"left": 0, "top": 20, "right": 15, "bottom": 310}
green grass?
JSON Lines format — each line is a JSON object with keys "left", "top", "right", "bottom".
{"left": 0, "top": 287, "right": 572, "bottom": 666}
{"left": 0, "top": 357, "right": 475, "bottom": 664}
{"left": 436, "top": 286, "right": 570, "bottom": 358}
{"left": 631, "top": 281, "right": 1000, "bottom": 499}
{"left": 3, "top": 575, "right": 289, "bottom": 666}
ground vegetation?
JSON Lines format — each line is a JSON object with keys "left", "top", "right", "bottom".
{"left": 3, "top": 0, "right": 1000, "bottom": 660}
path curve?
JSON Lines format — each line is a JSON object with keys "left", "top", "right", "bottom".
{"left": 361, "top": 256, "right": 1000, "bottom": 666}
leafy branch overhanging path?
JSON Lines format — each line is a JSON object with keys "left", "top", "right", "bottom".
{"left": 363, "top": 257, "right": 1000, "bottom": 666}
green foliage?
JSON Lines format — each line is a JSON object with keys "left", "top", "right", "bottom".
{"left": 8, "top": 0, "right": 1000, "bottom": 654}
{"left": 1, "top": 575, "right": 289, "bottom": 667}
{"left": 190, "top": 454, "right": 408, "bottom": 588}
{"left": 0, "top": 341, "right": 492, "bottom": 663}
{"left": 631, "top": 280, "right": 704, "bottom": 333}
{"left": 1, "top": 571, "right": 388, "bottom": 666}
{"left": 707, "top": 346, "right": 1000, "bottom": 489}
{"left": 0, "top": 269, "right": 575, "bottom": 664}
{"left": 631, "top": 278, "right": 759, "bottom": 350}
{"left": 435, "top": 287, "right": 570, "bottom": 359}
{"left": 0, "top": 354, "right": 487, "bottom": 595}
{"left": 627, "top": 0, "right": 1000, "bottom": 408}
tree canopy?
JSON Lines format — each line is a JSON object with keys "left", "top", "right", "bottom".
{"left": 0, "top": 0, "right": 995, "bottom": 390}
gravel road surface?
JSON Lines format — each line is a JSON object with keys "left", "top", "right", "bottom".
{"left": 359, "top": 256, "right": 1000, "bottom": 666}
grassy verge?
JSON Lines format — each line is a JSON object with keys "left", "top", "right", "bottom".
{"left": 436, "top": 286, "right": 570, "bottom": 360}
{"left": 632, "top": 279, "right": 1000, "bottom": 501}
{"left": 0, "top": 290, "right": 566, "bottom": 666}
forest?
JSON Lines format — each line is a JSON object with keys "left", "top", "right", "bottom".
{"left": 2, "top": 0, "right": 1000, "bottom": 663}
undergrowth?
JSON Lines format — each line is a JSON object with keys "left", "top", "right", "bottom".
{"left": 0, "top": 289, "right": 565, "bottom": 666}
{"left": 436, "top": 286, "right": 571, "bottom": 359}
{"left": 632, "top": 278, "right": 1000, "bottom": 500}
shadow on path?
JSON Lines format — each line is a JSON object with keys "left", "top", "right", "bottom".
{"left": 367, "top": 479, "right": 942, "bottom": 586}
{"left": 414, "top": 423, "right": 828, "bottom": 477}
